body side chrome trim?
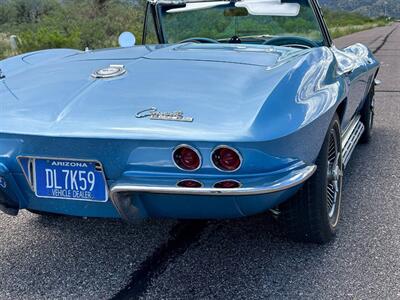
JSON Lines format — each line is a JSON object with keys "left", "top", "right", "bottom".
{"left": 341, "top": 118, "right": 365, "bottom": 168}
{"left": 341, "top": 115, "right": 361, "bottom": 147}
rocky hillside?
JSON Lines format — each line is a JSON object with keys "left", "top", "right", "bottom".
{"left": 320, "top": 0, "right": 400, "bottom": 18}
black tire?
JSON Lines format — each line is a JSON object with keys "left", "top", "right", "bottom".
{"left": 360, "top": 86, "right": 375, "bottom": 144}
{"left": 279, "top": 114, "right": 343, "bottom": 244}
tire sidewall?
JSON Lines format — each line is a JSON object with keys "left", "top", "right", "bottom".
{"left": 277, "top": 113, "right": 344, "bottom": 244}
{"left": 309, "top": 114, "right": 343, "bottom": 235}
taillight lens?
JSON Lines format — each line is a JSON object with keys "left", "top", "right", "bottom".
{"left": 177, "top": 180, "right": 203, "bottom": 188}
{"left": 214, "top": 180, "right": 241, "bottom": 189}
{"left": 212, "top": 146, "right": 242, "bottom": 172}
{"left": 173, "top": 145, "right": 201, "bottom": 171}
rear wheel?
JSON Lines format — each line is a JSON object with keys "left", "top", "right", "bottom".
{"left": 279, "top": 114, "right": 343, "bottom": 244}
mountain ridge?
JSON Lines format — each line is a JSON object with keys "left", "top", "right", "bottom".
{"left": 320, "top": 0, "right": 400, "bottom": 18}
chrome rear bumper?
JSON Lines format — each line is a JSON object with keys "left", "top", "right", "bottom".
{"left": 111, "top": 165, "right": 316, "bottom": 197}
{"left": 110, "top": 165, "right": 316, "bottom": 221}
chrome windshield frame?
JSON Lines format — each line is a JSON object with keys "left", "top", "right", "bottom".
{"left": 143, "top": 0, "right": 332, "bottom": 47}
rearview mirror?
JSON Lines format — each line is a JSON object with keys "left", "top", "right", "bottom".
{"left": 236, "top": 0, "right": 300, "bottom": 17}
{"left": 224, "top": 7, "right": 248, "bottom": 17}
{"left": 118, "top": 32, "right": 136, "bottom": 48}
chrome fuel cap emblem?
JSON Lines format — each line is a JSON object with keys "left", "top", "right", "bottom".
{"left": 92, "top": 65, "right": 126, "bottom": 79}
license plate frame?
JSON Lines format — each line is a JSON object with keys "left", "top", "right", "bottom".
{"left": 33, "top": 157, "right": 108, "bottom": 202}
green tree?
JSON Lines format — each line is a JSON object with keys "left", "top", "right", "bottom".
{"left": 13, "top": 0, "right": 60, "bottom": 24}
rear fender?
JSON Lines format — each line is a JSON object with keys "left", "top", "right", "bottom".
{"left": 253, "top": 47, "right": 347, "bottom": 164}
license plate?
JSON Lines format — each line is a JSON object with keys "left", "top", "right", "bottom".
{"left": 34, "top": 158, "right": 108, "bottom": 202}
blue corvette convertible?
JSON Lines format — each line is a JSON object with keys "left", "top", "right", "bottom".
{"left": 0, "top": 0, "right": 379, "bottom": 243}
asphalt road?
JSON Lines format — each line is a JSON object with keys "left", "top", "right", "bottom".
{"left": 1, "top": 24, "right": 400, "bottom": 300}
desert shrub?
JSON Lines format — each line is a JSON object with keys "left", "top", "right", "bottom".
{"left": 18, "top": 27, "right": 81, "bottom": 52}
{"left": 0, "top": 0, "right": 391, "bottom": 58}
{"left": 324, "top": 9, "right": 378, "bottom": 28}
{"left": 325, "top": 9, "right": 391, "bottom": 39}
{"left": 0, "top": 34, "right": 12, "bottom": 59}
{"left": 60, "top": 0, "right": 145, "bottom": 49}
{"left": 12, "top": 0, "right": 60, "bottom": 23}
{"left": 0, "top": 0, "right": 145, "bottom": 54}
{"left": 0, "top": 2, "right": 17, "bottom": 26}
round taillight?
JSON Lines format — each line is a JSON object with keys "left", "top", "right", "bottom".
{"left": 214, "top": 180, "right": 241, "bottom": 189}
{"left": 212, "top": 146, "right": 242, "bottom": 172}
{"left": 173, "top": 145, "right": 201, "bottom": 171}
{"left": 177, "top": 180, "right": 203, "bottom": 188}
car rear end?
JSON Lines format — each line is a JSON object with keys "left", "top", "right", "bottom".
{"left": 0, "top": 132, "right": 317, "bottom": 220}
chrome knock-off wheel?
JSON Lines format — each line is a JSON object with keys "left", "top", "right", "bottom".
{"left": 279, "top": 114, "right": 343, "bottom": 243}
{"left": 327, "top": 129, "right": 343, "bottom": 228}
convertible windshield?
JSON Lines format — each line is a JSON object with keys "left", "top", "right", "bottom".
{"left": 158, "top": 0, "right": 324, "bottom": 47}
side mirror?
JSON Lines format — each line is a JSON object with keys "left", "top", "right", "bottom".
{"left": 118, "top": 32, "right": 136, "bottom": 48}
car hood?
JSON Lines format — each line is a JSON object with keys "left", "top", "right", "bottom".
{"left": 0, "top": 44, "right": 322, "bottom": 141}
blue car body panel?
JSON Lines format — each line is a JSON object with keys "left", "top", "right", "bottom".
{"left": 0, "top": 40, "right": 379, "bottom": 219}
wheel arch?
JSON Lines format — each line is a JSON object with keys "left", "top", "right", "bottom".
{"left": 336, "top": 98, "right": 347, "bottom": 126}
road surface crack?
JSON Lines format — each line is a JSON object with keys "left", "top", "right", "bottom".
{"left": 110, "top": 220, "right": 208, "bottom": 300}
{"left": 376, "top": 90, "right": 400, "bottom": 93}
{"left": 373, "top": 25, "right": 398, "bottom": 54}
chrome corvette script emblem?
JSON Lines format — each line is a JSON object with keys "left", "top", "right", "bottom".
{"left": 136, "top": 108, "right": 193, "bottom": 122}
{"left": 91, "top": 65, "right": 126, "bottom": 79}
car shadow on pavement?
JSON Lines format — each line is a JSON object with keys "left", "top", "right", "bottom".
{"left": 137, "top": 125, "right": 400, "bottom": 299}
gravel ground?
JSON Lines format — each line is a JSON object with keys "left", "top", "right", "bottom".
{"left": 0, "top": 24, "right": 399, "bottom": 300}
